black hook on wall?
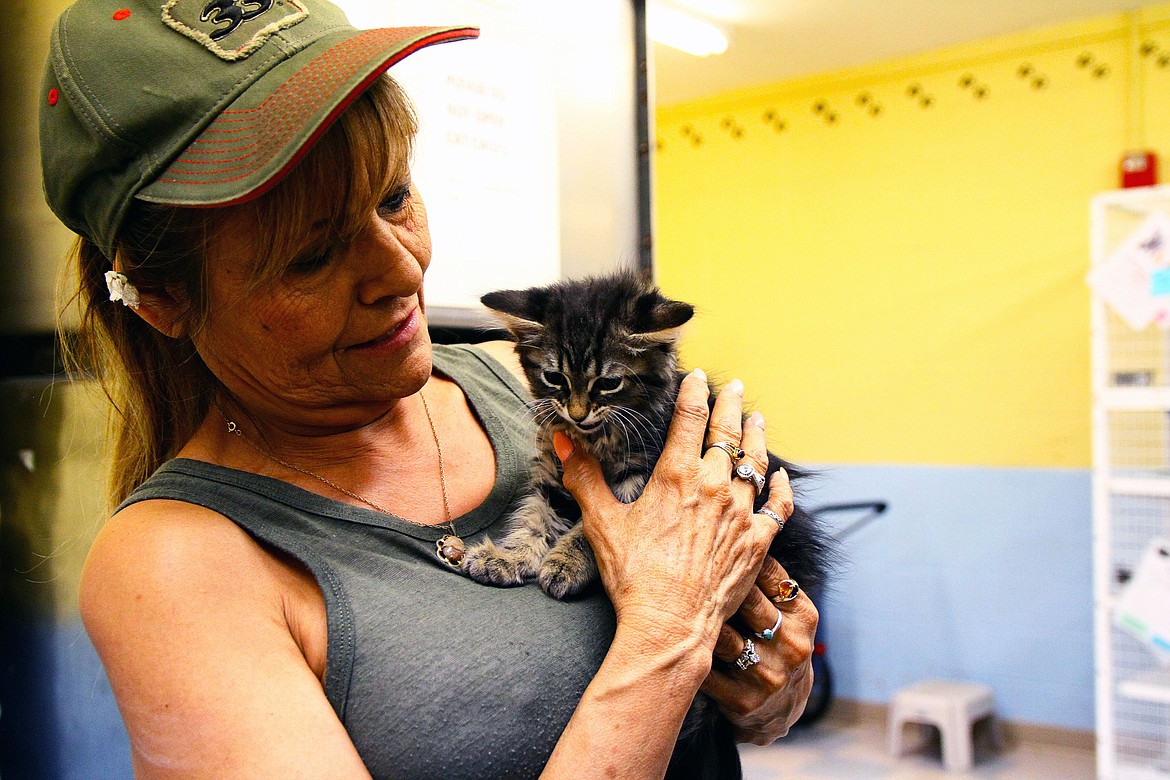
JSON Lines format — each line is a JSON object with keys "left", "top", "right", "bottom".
{"left": 856, "top": 92, "right": 884, "bottom": 116}
{"left": 811, "top": 100, "right": 839, "bottom": 124}
{"left": 720, "top": 116, "right": 746, "bottom": 139}
{"left": 1017, "top": 62, "right": 1048, "bottom": 89}
{"left": 905, "top": 82, "right": 935, "bottom": 107}
{"left": 1076, "top": 51, "right": 1111, "bottom": 79}
{"left": 958, "top": 73, "right": 990, "bottom": 99}
{"left": 762, "top": 109, "right": 787, "bottom": 133}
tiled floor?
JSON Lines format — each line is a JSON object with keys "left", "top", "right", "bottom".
{"left": 740, "top": 709, "right": 1096, "bottom": 780}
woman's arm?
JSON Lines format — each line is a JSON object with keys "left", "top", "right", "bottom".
{"left": 543, "top": 370, "right": 785, "bottom": 778}
{"left": 80, "top": 501, "right": 371, "bottom": 779}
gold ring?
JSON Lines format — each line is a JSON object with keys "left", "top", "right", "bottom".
{"left": 706, "top": 441, "right": 745, "bottom": 462}
{"left": 770, "top": 578, "right": 800, "bottom": 604}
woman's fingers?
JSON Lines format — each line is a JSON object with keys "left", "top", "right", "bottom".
{"left": 728, "top": 472, "right": 802, "bottom": 640}
{"left": 658, "top": 368, "right": 714, "bottom": 466}
{"left": 756, "top": 555, "right": 796, "bottom": 604}
{"left": 702, "top": 378, "right": 745, "bottom": 466}
{"left": 759, "top": 470, "right": 796, "bottom": 527}
{"left": 554, "top": 431, "right": 621, "bottom": 518}
{"left": 712, "top": 623, "right": 749, "bottom": 663}
{"left": 738, "top": 586, "right": 782, "bottom": 640}
{"left": 733, "top": 411, "right": 770, "bottom": 500}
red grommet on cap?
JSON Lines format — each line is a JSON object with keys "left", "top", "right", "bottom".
{"left": 113, "top": 9, "right": 131, "bottom": 20}
{"left": 48, "top": 88, "right": 59, "bottom": 106}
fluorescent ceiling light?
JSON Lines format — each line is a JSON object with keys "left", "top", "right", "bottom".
{"left": 648, "top": 3, "right": 728, "bottom": 57}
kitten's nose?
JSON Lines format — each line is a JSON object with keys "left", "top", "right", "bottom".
{"left": 568, "top": 397, "right": 590, "bottom": 422}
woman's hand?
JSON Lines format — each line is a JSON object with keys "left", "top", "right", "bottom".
{"left": 545, "top": 370, "right": 810, "bottom": 777}
{"left": 705, "top": 548, "right": 820, "bottom": 743}
{"left": 556, "top": 369, "right": 778, "bottom": 655}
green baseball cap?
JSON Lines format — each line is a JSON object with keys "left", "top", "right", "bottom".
{"left": 40, "top": 0, "right": 478, "bottom": 259}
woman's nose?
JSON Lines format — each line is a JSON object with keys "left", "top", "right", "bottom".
{"left": 354, "top": 216, "right": 426, "bottom": 305}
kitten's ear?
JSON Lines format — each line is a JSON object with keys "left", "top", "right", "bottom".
{"left": 630, "top": 292, "right": 694, "bottom": 347}
{"left": 481, "top": 288, "right": 549, "bottom": 340}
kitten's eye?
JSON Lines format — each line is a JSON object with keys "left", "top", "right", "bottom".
{"left": 593, "top": 376, "right": 624, "bottom": 393}
{"left": 541, "top": 370, "right": 568, "bottom": 389}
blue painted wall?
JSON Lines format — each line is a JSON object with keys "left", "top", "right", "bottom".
{"left": 809, "top": 464, "right": 1094, "bottom": 730}
{"left": 0, "top": 619, "right": 131, "bottom": 779}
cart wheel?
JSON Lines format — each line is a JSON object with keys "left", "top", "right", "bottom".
{"left": 795, "top": 649, "right": 832, "bottom": 726}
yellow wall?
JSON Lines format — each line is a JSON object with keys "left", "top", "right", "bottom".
{"left": 654, "top": 7, "right": 1170, "bottom": 468}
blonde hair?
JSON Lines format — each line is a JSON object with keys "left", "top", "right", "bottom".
{"left": 59, "top": 76, "right": 418, "bottom": 507}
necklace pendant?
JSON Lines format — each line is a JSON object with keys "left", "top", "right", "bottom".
{"left": 437, "top": 534, "right": 466, "bottom": 568}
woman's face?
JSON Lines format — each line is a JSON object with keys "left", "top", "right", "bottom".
{"left": 193, "top": 182, "right": 434, "bottom": 432}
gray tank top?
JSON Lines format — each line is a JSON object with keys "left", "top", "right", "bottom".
{"left": 120, "top": 344, "right": 617, "bottom": 779}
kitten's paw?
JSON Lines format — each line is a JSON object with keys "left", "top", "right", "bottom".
{"left": 538, "top": 549, "right": 595, "bottom": 600}
{"left": 463, "top": 540, "right": 537, "bottom": 587}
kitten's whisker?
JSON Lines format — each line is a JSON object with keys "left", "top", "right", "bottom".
{"left": 618, "top": 406, "right": 664, "bottom": 446}
{"left": 613, "top": 405, "right": 654, "bottom": 440}
{"left": 609, "top": 412, "right": 635, "bottom": 458}
{"left": 505, "top": 397, "right": 554, "bottom": 426}
{"left": 609, "top": 407, "right": 650, "bottom": 455}
{"left": 533, "top": 406, "right": 561, "bottom": 429}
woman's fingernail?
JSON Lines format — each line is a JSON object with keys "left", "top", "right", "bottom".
{"left": 728, "top": 378, "right": 744, "bottom": 396}
{"left": 553, "top": 431, "right": 575, "bottom": 462}
{"left": 748, "top": 412, "right": 765, "bottom": 428}
{"left": 692, "top": 367, "right": 707, "bottom": 382}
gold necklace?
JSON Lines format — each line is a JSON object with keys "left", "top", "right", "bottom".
{"left": 217, "top": 393, "right": 465, "bottom": 568}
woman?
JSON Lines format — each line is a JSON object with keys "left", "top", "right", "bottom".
{"left": 43, "top": 1, "right": 817, "bottom": 777}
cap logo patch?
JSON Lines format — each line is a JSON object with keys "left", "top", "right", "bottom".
{"left": 161, "top": 0, "right": 309, "bottom": 61}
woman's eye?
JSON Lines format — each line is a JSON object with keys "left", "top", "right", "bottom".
{"left": 541, "top": 370, "right": 568, "bottom": 389}
{"left": 593, "top": 376, "right": 624, "bottom": 393}
{"left": 288, "top": 246, "right": 335, "bottom": 274}
{"left": 378, "top": 184, "right": 412, "bottom": 216}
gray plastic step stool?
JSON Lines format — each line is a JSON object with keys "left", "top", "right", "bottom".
{"left": 887, "top": 680, "right": 996, "bottom": 771}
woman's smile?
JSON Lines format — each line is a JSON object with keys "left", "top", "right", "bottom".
{"left": 346, "top": 306, "right": 422, "bottom": 354}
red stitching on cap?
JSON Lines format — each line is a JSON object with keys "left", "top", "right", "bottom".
{"left": 164, "top": 146, "right": 264, "bottom": 170}
{"left": 157, "top": 28, "right": 478, "bottom": 189}
{"left": 216, "top": 27, "right": 430, "bottom": 119}
{"left": 113, "top": 9, "right": 131, "bottom": 20}
{"left": 182, "top": 137, "right": 264, "bottom": 155}
{"left": 197, "top": 123, "right": 264, "bottom": 136}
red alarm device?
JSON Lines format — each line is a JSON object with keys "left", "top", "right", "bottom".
{"left": 1122, "top": 151, "right": 1158, "bottom": 188}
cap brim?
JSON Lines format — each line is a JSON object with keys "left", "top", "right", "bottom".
{"left": 136, "top": 25, "right": 478, "bottom": 208}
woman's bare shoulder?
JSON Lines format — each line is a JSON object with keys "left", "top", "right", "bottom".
{"left": 81, "top": 498, "right": 274, "bottom": 619}
{"left": 474, "top": 340, "right": 526, "bottom": 383}
{"left": 79, "top": 499, "right": 283, "bottom": 659}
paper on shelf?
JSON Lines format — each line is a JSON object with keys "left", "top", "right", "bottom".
{"left": 1088, "top": 213, "right": 1170, "bottom": 331}
{"left": 1114, "top": 537, "right": 1170, "bottom": 665}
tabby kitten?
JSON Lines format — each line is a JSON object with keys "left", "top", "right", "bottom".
{"left": 462, "top": 272, "right": 830, "bottom": 602}
{"left": 464, "top": 272, "right": 831, "bottom": 780}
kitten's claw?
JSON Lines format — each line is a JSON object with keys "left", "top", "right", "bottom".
{"left": 538, "top": 551, "right": 593, "bottom": 600}
{"left": 463, "top": 540, "right": 536, "bottom": 587}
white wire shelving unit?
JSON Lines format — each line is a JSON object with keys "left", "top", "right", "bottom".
{"left": 1091, "top": 186, "right": 1170, "bottom": 780}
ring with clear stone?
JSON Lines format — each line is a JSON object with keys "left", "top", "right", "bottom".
{"left": 733, "top": 462, "right": 765, "bottom": 495}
